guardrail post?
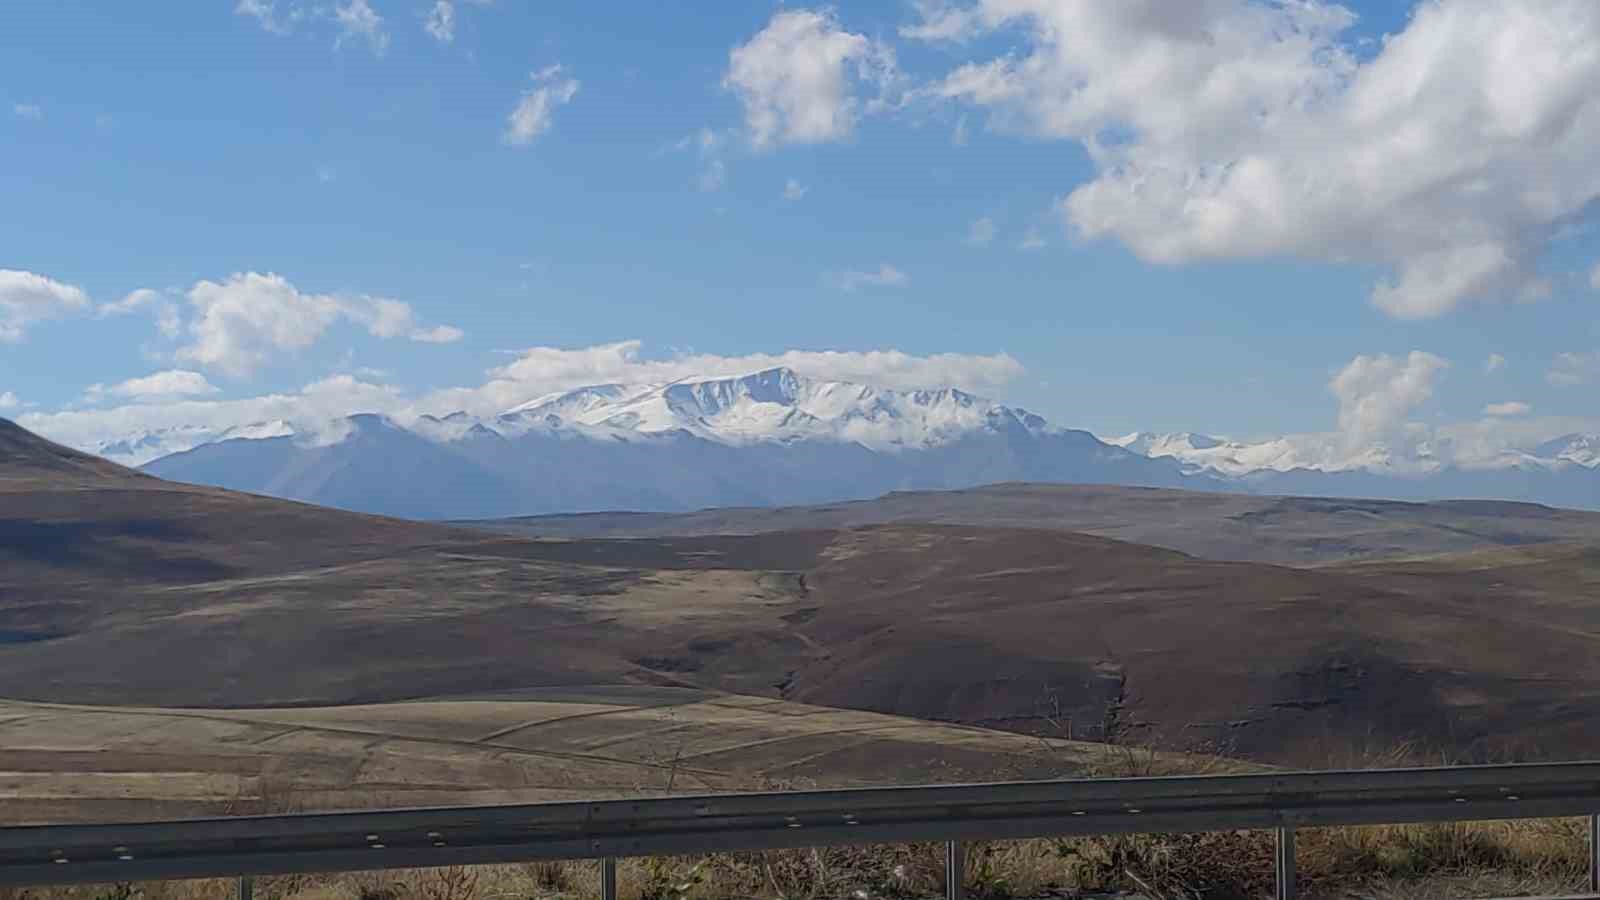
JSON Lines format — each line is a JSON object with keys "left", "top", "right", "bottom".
{"left": 600, "top": 856, "right": 617, "bottom": 900}
{"left": 945, "top": 840, "right": 964, "bottom": 900}
{"left": 238, "top": 875, "right": 254, "bottom": 900}
{"left": 1275, "top": 827, "right": 1296, "bottom": 900}
{"left": 1589, "top": 814, "right": 1598, "bottom": 893}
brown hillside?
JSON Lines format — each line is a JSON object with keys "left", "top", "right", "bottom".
{"left": 5, "top": 419, "right": 1600, "bottom": 764}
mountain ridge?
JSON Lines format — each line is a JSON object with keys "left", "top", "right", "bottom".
{"left": 29, "top": 366, "right": 1600, "bottom": 516}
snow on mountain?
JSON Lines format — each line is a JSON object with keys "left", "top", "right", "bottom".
{"left": 91, "top": 420, "right": 296, "bottom": 466}
{"left": 1535, "top": 433, "right": 1600, "bottom": 468}
{"left": 66, "top": 368, "right": 1600, "bottom": 517}
{"left": 129, "top": 367, "right": 1202, "bottom": 518}
{"left": 489, "top": 368, "right": 1052, "bottom": 450}
{"left": 1107, "top": 431, "right": 1322, "bottom": 476}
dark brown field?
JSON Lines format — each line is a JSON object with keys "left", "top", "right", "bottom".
{"left": 460, "top": 481, "right": 1600, "bottom": 565}
{"left": 5, "top": 417, "right": 1600, "bottom": 776}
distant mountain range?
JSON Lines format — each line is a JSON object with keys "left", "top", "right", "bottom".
{"left": 48, "top": 366, "right": 1600, "bottom": 517}
{"left": 135, "top": 368, "right": 1206, "bottom": 519}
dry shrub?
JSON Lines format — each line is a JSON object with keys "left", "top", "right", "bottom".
{"left": 1054, "top": 831, "right": 1275, "bottom": 900}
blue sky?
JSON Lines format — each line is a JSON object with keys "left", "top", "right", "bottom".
{"left": 3, "top": 0, "right": 1598, "bottom": 453}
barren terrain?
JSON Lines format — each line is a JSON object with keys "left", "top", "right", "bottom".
{"left": 6, "top": 418, "right": 1600, "bottom": 783}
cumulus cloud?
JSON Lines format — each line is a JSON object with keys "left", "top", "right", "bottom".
{"left": 19, "top": 374, "right": 408, "bottom": 455}
{"left": 724, "top": 9, "right": 901, "bottom": 149}
{"left": 0, "top": 391, "right": 17, "bottom": 411}
{"left": 0, "top": 269, "right": 90, "bottom": 343}
{"left": 88, "top": 370, "right": 219, "bottom": 402}
{"left": 504, "top": 65, "right": 579, "bottom": 147}
{"left": 1329, "top": 351, "right": 1448, "bottom": 454}
{"left": 783, "top": 178, "right": 808, "bottom": 200}
{"left": 914, "top": 0, "right": 1600, "bottom": 319}
{"left": 1485, "top": 353, "right": 1507, "bottom": 374}
{"left": 827, "top": 264, "right": 909, "bottom": 292}
{"left": 175, "top": 272, "right": 462, "bottom": 377}
{"left": 1483, "top": 401, "right": 1531, "bottom": 417}
{"left": 966, "top": 216, "right": 996, "bottom": 246}
{"left": 1548, "top": 351, "right": 1599, "bottom": 387}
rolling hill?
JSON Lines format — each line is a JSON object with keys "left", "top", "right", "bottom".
{"left": 460, "top": 482, "right": 1600, "bottom": 566}
{"left": 7, "top": 417, "right": 1600, "bottom": 769}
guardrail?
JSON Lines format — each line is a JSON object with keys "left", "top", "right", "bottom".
{"left": 5, "top": 762, "right": 1600, "bottom": 900}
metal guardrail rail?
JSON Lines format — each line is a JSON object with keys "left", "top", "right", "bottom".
{"left": 5, "top": 762, "right": 1600, "bottom": 900}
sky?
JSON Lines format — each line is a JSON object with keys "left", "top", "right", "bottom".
{"left": 3, "top": 0, "right": 1599, "bottom": 458}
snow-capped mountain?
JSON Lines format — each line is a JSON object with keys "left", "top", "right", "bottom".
{"left": 495, "top": 368, "right": 1051, "bottom": 450}
{"left": 91, "top": 420, "right": 296, "bottom": 466}
{"left": 135, "top": 368, "right": 1203, "bottom": 519}
{"left": 56, "top": 370, "right": 1600, "bottom": 518}
{"left": 1536, "top": 433, "right": 1600, "bottom": 469}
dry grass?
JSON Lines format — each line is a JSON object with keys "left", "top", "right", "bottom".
{"left": 0, "top": 819, "right": 1584, "bottom": 900}
{"left": 2, "top": 745, "right": 1590, "bottom": 900}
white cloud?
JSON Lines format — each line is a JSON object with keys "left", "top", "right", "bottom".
{"left": 783, "top": 178, "right": 808, "bottom": 201}
{"left": 89, "top": 370, "right": 219, "bottom": 402}
{"left": 19, "top": 374, "right": 409, "bottom": 455}
{"left": 99, "top": 288, "right": 183, "bottom": 338}
{"left": 0, "top": 269, "right": 91, "bottom": 343}
{"left": 1483, "top": 401, "right": 1531, "bottom": 417}
{"left": 333, "top": 0, "right": 387, "bottom": 53}
{"left": 504, "top": 65, "right": 580, "bottom": 147}
{"left": 1485, "top": 352, "right": 1506, "bottom": 374}
{"left": 1329, "top": 351, "right": 1448, "bottom": 454}
{"left": 411, "top": 324, "right": 466, "bottom": 344}
{"left": 900, "top": 0, "right": 982, "bottom": 42}
{"left": 916, "top": 0, "right": 1600, "bottom": 319}
{"left": 828, "top": 264, "right": 909, "bottom": 292}
{"left": 424, "top": 0, "right": 455, "bottom": 41}
{"left": 235, "top": 0, "right": 284, "bottom": 33}
{"left": 422, "top": 0, "right": 490, "bottom": 43}
{"left": 174, "top": 272, "right": 462, "bottom": 377}
{"left": 965, "top": 216, "right": 996, "bottom": 246}
{"left": 0, "top": 392, "right": 17, "bottom": 411}
{"left": 235, "top": 0, "right": 386, "bottom": 52}
{"left": 13, "top": 103, "right": 41, "bottom": 120}
{"left": 1548, "top": 351, "right": 1600, "bottom": 388}
{"left": 724, "top": 9, "right": 901, "bottom": 149}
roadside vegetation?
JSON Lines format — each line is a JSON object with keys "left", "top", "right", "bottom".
{"left": 3, "top": 740, "right": 1590, "bottom": 900}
